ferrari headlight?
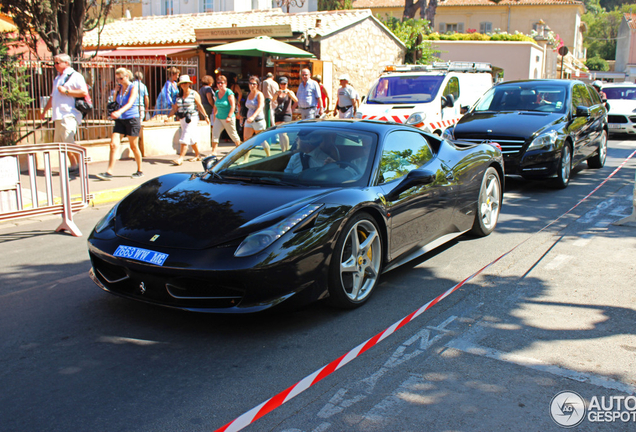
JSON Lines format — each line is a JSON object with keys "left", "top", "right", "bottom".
{"left": 234, "top": 204, "right": 323, "bottom": 257}
{"left": 527, "top": 130, "right": 558, "bottom": 151}
{"left": 95, "top": 203, "right": 119, "bottom": 233}
{"left": 405, "top": 112, "right": 426, "bottom": 127}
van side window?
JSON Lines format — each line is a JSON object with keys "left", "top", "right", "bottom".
{"left": 377, "top": 131, "right": 434, "bottom": 185}
{"left": 443, "top": 76, "right": 460, "bottom": 102}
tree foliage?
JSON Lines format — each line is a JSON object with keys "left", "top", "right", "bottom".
{"left": 582, "top": 6, "right": 626, "bottom": 60}
{"left": 381, "top": 17, "right": 440, "bottom": 64}
{"left": 586, "top": 56, "right": 610, "bottom": 71}
{"left": 317, "top": 0, "right": 352, "bottom": 10}
{"left": 0, "top": 34, "right": 33, "bottom": 146}
{"left": 0, "top": 0, "right": 114, "bottom": 58}
{"left": 403, "top": 0, "right": 439, "bottom": 27}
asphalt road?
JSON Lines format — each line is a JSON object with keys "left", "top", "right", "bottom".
{"left": 1, "top": 138, "right": 635, "bottom": 432}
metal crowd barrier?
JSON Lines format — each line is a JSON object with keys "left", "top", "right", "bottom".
{"left": 0, "top": 143, "right": 91, "bottom": 236}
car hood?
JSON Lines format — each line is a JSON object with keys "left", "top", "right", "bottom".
{"left": 115, "top": 173, "right": 337, "bottom": 250}
{"left": 454, "top": 111, "right": 564, "bottom": 138}
{"left": 607, "top": 99, "right": 636, "bottom": 115}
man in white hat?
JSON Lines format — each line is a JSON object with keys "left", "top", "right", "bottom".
{"left": 333, "top": 74, "right": 359, "bottom": 119}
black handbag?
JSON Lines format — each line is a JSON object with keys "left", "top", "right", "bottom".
{"left": 75, "top": 97, "right": 93, "bottom": 115}
{"left": 107, "top": 101, "right": 120, "bottom": 115}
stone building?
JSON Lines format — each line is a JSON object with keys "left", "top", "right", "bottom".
{"left": 82, "top": 9, "right": 406, "bottom": 104}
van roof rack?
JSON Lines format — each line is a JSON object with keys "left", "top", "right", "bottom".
{"left": 383, "top": 62, "right": 492, "bottom": 74}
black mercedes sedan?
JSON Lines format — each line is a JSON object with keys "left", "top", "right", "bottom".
{"left": 443, "top": 79, "right": 608, "bottom": 188}
{"left": 88, "top": 120, "right": 503, "bottom": 313}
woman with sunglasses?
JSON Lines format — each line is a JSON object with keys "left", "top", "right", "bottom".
{"left": 273, "top": 76, "right": 298, "bottom": 151}
{"left": 166, "top": 75, "right": 210, "bottom": 166}
{"left": 96, "top": 68, "right": 143, "bottom": 180}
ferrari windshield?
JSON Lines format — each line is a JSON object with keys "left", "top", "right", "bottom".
{"left": 366, "top": 75, "right": 444, "bottom": 104}
{"left": 603, "top": 87, "right": 636, "bottom": 100}
{"left": 212, "top": 127, "right": 378, "bottom": 187}
{"left": 474, "top": 83, "right": 568, "bottom": 113}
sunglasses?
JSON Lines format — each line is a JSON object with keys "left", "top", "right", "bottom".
{"left": 249, "top": 82, "right": 258, "bottom": 86}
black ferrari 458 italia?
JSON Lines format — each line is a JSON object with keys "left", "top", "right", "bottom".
{"left": 88, "top": 120, "right": 504, "bottom": 312}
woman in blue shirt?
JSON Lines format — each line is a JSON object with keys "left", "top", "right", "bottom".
{"left": 96, "top": 68, "right": 143, "bottom": 180}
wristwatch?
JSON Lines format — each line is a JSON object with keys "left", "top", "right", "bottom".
{"left": 65, "top": 89, "right": 69, "bottom": 95}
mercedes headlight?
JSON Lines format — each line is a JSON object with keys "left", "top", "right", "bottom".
{"left": 234, "top": 204, "right": 323, "bottom": 257}
{"left": 442, "top": 127, "right": 454, "bottom": 140}
{"left": 405, "top": 112, "right": 426, "bottom": 127}
{"left": 95, "top": 202, "right": 119, "bottom": 233}
{"left": 527, "top": 130, "right": 558, "bottom": 151}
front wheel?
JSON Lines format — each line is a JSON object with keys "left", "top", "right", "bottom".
{"left": 328, "top": 213, "right": 383, "bottom": 309}
{"left": 470, "top": 167, "right": 502, "bottom": 237}
{"left": 552, "top": 143, "right": 572, "bottom": 189}
{"left": 588, "top": 130, "right": 607, "bottom": 169}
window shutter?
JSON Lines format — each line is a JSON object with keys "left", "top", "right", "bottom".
{"left": 439, "top": 22, "right": 446, "bottom": 33}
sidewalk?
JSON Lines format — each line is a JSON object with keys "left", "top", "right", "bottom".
{"left": 86, "top": 141, "right": 236, "bottom": 206}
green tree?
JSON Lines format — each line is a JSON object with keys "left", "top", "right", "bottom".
{"left": 582, "top": 7, "right": 624, "bottom": 60}
{"left": 318, "top": 0, "right": 352, "bottom": 10}
{"left": 0, "top": 34, "right": 33, "bottom": 146}
{"left": 586, "top": 56, "right": 610, "bottom": 71}
{"left": 381, "top": 17, "right": 440, "bottom": 64}
{"left": 0, "top": 0, "right": 115, "bottom": 58}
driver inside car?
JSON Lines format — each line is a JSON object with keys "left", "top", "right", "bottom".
{"left": 284, "top": 132, "right": 336, "bottom": 173}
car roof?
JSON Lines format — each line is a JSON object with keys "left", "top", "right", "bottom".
{"left": 275, "top": 118, "right": 421, "bottom": 134}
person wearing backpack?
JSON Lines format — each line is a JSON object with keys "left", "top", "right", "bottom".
{"left": 40, "top": 53, "right": 89, "bottom": 174}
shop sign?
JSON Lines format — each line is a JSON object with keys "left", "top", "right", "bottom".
{"left": 195, "top": 25, "right": 293, "bottom": 41}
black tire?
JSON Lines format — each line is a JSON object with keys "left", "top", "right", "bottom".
{"left": 552, "top": 143, "right": 572, "bottom": 189}
{"left": 588, "top": 130, "right": 607, "bottom": 169}
{"left": 328, "top": 212, "right": 383, "bottom": 309}
{"left": 470, "top": 167, "right": 502, "bottom": 237}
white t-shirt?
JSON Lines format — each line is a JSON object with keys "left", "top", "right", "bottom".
{"left": 337, "top": 85, "right": 359, "bottom": 108}
{"left": 51, "top": 67, "right": 88, "bottom": 123}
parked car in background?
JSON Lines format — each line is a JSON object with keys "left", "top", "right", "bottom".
{"left": 88, "top": 120, "right": 504, "bottom": 313}
{"left": 600, "top": 82, "right": 636, "bottom": 136}
{"left": 444, "top": 79, "right": 608, "bottom": 188}
{"left": 356, "top": 62, "right": 493, "bottom": 135}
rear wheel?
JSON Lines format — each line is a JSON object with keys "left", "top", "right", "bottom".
{"left": 470, "top": 167, "right": 502, "bottom": 237}
{"left": 588, "top": 130, "right": 607, "bottom": 169}
{"left": 552, "top": 143, "right": 572, "bottom": 189}
{"left": 328, "top": 213, "right": 383, "bottom": 309}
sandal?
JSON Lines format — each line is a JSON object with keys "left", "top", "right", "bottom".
{"left": 171, "top": 159, "right": 182, "bottom": 166}
{"left": 188, "top": 156, "right": 203, "bottom": 162}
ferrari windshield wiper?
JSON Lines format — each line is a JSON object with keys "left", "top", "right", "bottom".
{"left": 243, "top": 176, "right": 300, "bottom": 187}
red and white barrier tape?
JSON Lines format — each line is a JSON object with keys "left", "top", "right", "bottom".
{"left": 216, "top": 149, "right": 636, "bottom": 432}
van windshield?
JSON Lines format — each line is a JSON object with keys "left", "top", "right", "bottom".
{"left": 366, "top": 75, "right": 444, "bottom": 104}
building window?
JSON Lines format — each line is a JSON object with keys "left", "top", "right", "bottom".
{"left": 479, "top": 22, "right": 492, "bottom": 33}
{"left": 201, "top": 0, "right": 214, "bottom": 12}
{"left": 162, "top": 0, "right": 174, "bottom": 15}
{"left": 439, "top": 23, "right": 464, "bottom": 33}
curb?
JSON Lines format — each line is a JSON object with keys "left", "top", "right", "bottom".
{"left": 90, "top": 186, "right": 137, "bottom": 207}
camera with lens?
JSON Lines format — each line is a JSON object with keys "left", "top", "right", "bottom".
{"left": 176, "top": 109, "right": 192, "bottom": 123}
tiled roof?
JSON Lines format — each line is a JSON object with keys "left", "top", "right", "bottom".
{"left": 83, "top": 9, "right": 376, "bottom": 48}
{"left": 353, "top": 0, "right": 583, "bottom": 7}
{"left": 625, "top": 13, "right": 636, "bottom": 31}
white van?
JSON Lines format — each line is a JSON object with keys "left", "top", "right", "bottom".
{"left": 356, "top": 62, "right": 494, "bottom": 135}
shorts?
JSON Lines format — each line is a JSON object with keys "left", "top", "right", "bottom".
{"left": 179, "top": 116, "right": 200, "bottom": 145}
{"left": 275, "top": 113, "right": 292, "bottom": 123}
{"left": 54, "top": 116, "right": 78, "bottom": 143}
{"left": 113, "top": 117, "right": 141, "bottom": 137}
{"left": 244, "top": 118, "right": 266, "bottom": 131}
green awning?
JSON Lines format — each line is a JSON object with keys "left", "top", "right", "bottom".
{"left": 207, "top": 36, "right": 315, "bottom": 58}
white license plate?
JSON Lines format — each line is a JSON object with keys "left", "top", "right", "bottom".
{"left": 114, "top": 245, "right": 169, "bottom": 266}
{"left": 608, "top": 124, "right": 623, "bottom": 129}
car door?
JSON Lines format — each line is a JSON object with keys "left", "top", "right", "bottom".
{"left": 568, "top": 83, "right": 593, "bottom": 163}
{"left": 585, "top": 84, "right": 607, "bottom": 157}
{"left": 377, "top": 130, "right": 456, "bottom": 259}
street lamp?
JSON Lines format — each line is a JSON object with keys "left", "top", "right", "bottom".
{"left": 276, "top": 0, "right": 306, "bottom": 13}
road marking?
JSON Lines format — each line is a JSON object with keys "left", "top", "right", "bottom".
{"left": 445, "top": 338, "right": 636, "bottom": 395}
{"left": 544, "top": 254, "right": 571, "bottom": 270}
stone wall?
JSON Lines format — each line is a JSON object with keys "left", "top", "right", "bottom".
{"left": 319, "top": 17, "right": 405, "bottom": 99}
